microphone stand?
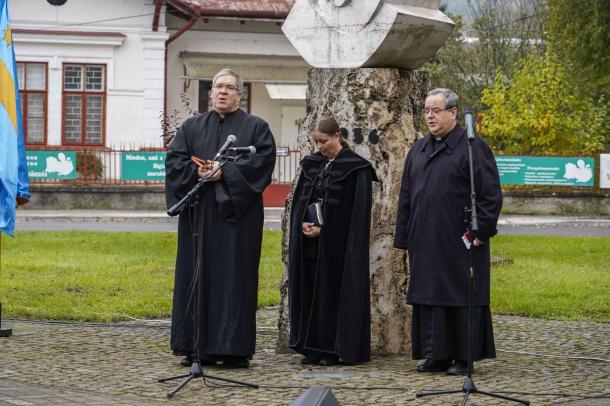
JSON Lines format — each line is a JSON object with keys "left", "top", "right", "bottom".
{"left": 416, "top": 111, "right": 529, "bottom": 406}
{"left": 159, "top": 153, "right": 259, "bottom": 398}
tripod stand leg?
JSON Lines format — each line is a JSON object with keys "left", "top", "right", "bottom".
{"left": 158, "top": 372, "right": 191, "bottom": 383}
{"left": 202, "top": 372, "right": 259, "bottom": 389}
{"left": 476, "top": 389, "right": 530, "bottom": 405}
{"left": 460, "top": 391, "right": 471, "bottom": 406}
{"left": 167, "top": 374, "right": 195, "bottom": 399}
{"left": 158, "top": 359, "right": 258, "bottom": 398}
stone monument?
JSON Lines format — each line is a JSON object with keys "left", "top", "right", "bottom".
{"left": 282, "top": 0, "right": 454, "bottom": 69}
{"left": 276, "top": 0, "right": 454, "bottom": 355}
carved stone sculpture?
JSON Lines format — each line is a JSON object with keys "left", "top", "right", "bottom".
{"left": 282, "top": 0, "right": 454, "bottom": 69}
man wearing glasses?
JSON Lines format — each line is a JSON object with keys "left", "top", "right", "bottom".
{"left": 394, "top": 88, "right": 502, "bottom": 375}
{"left": 165, "top": 68, "right": 276, "bottom": 368}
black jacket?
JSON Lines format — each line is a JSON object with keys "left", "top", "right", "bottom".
{"left": 394, "top": 125, "right": 502, "bottom": 306}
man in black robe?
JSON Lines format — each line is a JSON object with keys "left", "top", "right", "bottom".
{"left": 165, "top": 68, "right": 276, "bottom": 368}
{"left": 394, "top": 88, "right": 502, "bottom": 375}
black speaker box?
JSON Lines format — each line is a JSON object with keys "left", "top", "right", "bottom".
{"left": 289, "top": 386, "right": 340, "bottom": 406}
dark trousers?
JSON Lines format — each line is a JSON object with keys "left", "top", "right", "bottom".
{"left": 411, "top": 304, "right": 496, "bottom": 362}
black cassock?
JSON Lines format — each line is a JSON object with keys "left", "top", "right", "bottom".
{"left": 288, "top": 148, "right": 376, "bottom": 364}
{"left": 165, "top": 109, "right": 276, "bottom": 358}
{"left": 394, "top": 124, "right": 502, "bottom": 361}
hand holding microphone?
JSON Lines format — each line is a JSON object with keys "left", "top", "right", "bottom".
{"left": 200, "top": 136, "right": 256, "bottom": 181}
{"left": 199, "top": 135, "right": 235, "bottom": 181}
{"left": 198, "top": 160, "right": 223, "bottom": 182}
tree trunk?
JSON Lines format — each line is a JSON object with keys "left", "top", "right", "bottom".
{"left": 276, "top": 68, "right": 428, "bottom": 355}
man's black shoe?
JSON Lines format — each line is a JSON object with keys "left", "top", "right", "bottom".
{"left": 447, "top": 359, "right": 469, "bottom": 375}
{"left": 196, "top": 354, "right": 221, "bottom": 366}
{"left": 179, "top": 355, "right": 193, "bottom": 367}
{"left": 301, "top": 352, "right": 322, "bottom": 365}
{"left": 222, "top": 357, "right": 250, "bottom": 369}
{"left": 319, "top": 354, "right": 339, "bottom": 367}
{"left": 416, "top": 358, "right": 451, "bottom": 373}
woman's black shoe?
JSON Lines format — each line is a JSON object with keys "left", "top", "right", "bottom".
{"left": 179, "top": 355, "right": 193, "bottom": 367}
{"left": 416, "top": 358, "right": 451, "bottom": 372}
{"left": 446, "top": 359, "right": 469, "bottom": 375}
{"left": 319, "top": 355, "right": 339, "bottom": 367}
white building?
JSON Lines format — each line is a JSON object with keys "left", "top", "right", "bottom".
{"left": 165, "top": 0, "right": 306, "bottom": 151}
{"left": 9, "top": 0, "right": 306, "bottom": 154}
{"left": 10, "top": 0, "right": 167, "bottom": 148}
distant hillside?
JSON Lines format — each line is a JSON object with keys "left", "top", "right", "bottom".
{"left": 441, "top": 0, "right": 471, "bottom": 23}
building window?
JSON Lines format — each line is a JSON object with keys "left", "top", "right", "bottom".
{"left": 62, "top": 64, "right": 106, "bottom": 146}
{"left": 198, "top": 80, "right": 250, "bottom": 113}
{"left": 16, "top": 62, "right": 47, "bottom": 145}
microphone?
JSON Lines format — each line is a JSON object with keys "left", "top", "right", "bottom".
{"left": 213, "top": 134, "right": 236, "bottom": 160}
{"left": 464, "top": 109, "right": 475, "bottom": 141}
{"left": 228, "top": 146, "right": 256, "bottom": 154}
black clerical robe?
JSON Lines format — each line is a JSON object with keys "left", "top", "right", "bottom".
{"left": 165, "top": 109, "right": 276, "bottom": 358}
{"left": 288, "top": 148, "right": 376, "bottom": 364}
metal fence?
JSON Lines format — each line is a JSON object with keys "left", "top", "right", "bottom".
{"left": 25, "top": 146, "right": 610, "bottom": 191}
{"left": 26, "top": 145, "right": 301, "bottom": 186}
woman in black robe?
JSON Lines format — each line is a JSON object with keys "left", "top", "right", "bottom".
{"left": 288, "top": 116, "right": 377, "bottom": 366}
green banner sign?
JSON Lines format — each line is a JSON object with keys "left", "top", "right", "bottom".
{"left": 26, "top": 151, "right": 77, "bottom": 180}
{"left": 121, "top": 152, "right": 166, "bottom": 181}
{"left": 496, "top": 156, "right": 595, "bottom": 186}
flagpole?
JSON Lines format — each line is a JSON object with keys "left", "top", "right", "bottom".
{"left": 0, "top": 233, "right": 12, "bottom": 337}
{"left": 2, "top": 0, "right": 28, "bottom": 338}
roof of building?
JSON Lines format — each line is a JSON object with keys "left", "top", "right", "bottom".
{"left": 167, "top": 0, "right": 295, "bottom": 20}
{"left": 181, "top": 52, "right": 308, "bottom": 83}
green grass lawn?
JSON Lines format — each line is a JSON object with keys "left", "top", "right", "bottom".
{"left": 0, "top": 230, "right": 283, "bottom": 322}
{"left": 490, "top": 235, "right": 610, "bottom": 322}
{"left": 0, "top": 232, "right": 608, "bottom": 322}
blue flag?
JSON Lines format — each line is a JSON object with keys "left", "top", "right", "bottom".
{"left": 0, "top": 0, "right": 30, "bottom": 237}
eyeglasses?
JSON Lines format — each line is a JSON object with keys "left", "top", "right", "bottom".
{"left": 423, "top": 107, "right": 454, "bottom": 115}
{"left": 213, "top": 84, "right": 239, "bottom": 92}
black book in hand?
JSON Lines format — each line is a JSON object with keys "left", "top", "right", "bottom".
{"left": 305, "top": 201, "right": 324, "bottom": 226}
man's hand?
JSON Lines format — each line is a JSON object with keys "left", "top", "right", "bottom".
{"left": 198, "top": 160, "right": 223, "bottom": 182}
{"left": 302, "top": 222, "right": 321, "bottom": 238}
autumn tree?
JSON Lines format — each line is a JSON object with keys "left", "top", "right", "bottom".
{"left": 546, "top": 0, "right": 610, "bottom": 95}
{"left": 480, "top": 0, "right": 609, "bottom": 153}
{"left": 481, "top": 51, "right": 607, "bottom": 155}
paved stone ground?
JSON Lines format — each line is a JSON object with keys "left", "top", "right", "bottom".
{"left": 0, "top": 309, "right": 608, "bottom": 406}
